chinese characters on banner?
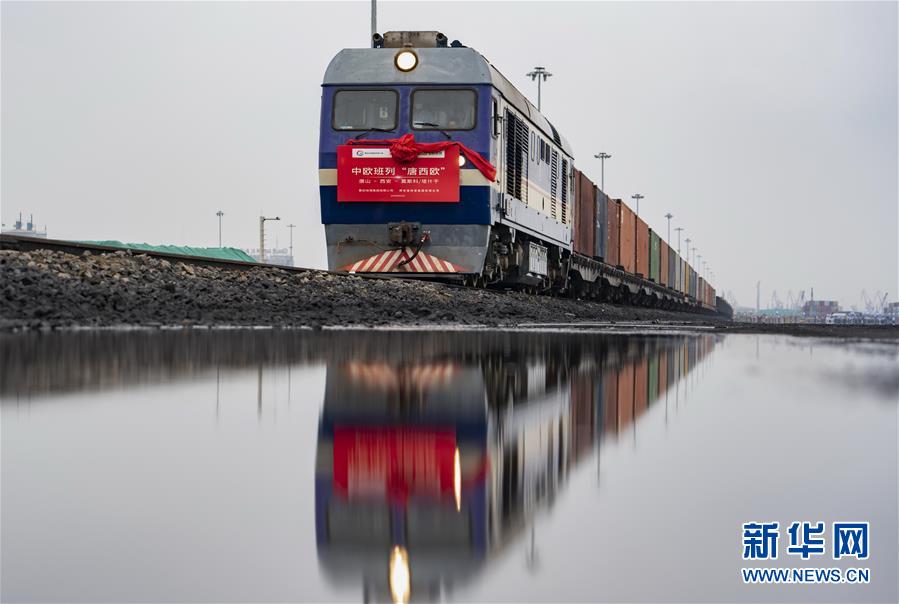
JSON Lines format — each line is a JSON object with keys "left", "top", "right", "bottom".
{"left": 336, "top": 145, "right": 460, "bottom": 202}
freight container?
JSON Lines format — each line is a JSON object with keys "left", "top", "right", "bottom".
{"left": 660, "top": 239, "right": 669, "bottom": 287}
{"left": 617, "top": 201, "right": 636, "bottom": 273}
{"left": 595, "top": 188, "right": 608, "bottom": 261}
{"left": 688, "top": 263, "right": 693, "bottom": 296}
{"left": 605, "top": 196, "right": 620, "bottom": 267}
{"left": 649, "top": 230, "right": 661, "bottom": 283}
{"left": 572, "top": 169, "right": 595, "bottom": 258}
{"left": 698, "top": 277, "right": 705, "bottom": 306}
{"left": 635, "top": 216, "right": 649, "bottom": 278}
{"left": 602, "top": 369, "right": 618, "bottom": 435}
{"left": 668, "top": 249, "right": 677, "bottom": 289}
{"left": 634, "top": 358, "right": 648, "bottom": 418}
{"left": 658, "top": 350, "right": 668, "bottom": 394}
{"left": 676, "top": 258, "right": 683, "bottom": 293}
{"left": 617, "top": 362, "right": 635, "bottom": 429}
{"left": 569, "top": 374, "right": 594, "bottom": 461}
{"left": 667, "top": 345, "right": 676, "bottom": 387}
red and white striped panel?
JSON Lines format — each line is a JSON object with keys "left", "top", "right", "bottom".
{"left": 341, "top": 247, "right": 466, "bottom": 273}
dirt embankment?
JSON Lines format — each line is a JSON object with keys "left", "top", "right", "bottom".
{"left": 2, "top": 249, "right": 897, "bottom": 340}
{"left": 0, "top": 249, "right": 727, "bottom": 331}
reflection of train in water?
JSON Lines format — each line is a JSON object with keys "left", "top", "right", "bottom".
{"left": 315, "top": 333, "right": 716, "bottom": 602}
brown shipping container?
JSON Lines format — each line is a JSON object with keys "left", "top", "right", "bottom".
{"left": 602, "top": 370, "right": 619, "bottom": 435}
{"left": 635, "top": 216, "right": 649, "bottom": 278}
{"left": 573, "top": 170, "right": 596, "bottom": 257}
{"left": 660, "top": 240, "right": 670, "bottom": 287}
{"left": 658, "top": 350, "right": 668, "bottom": 394}
{"left": 634, "top": 357, "right": 648, "bottom": 419}
{"left": 617, "top": 201, "right": 636, "bottom": 273}
{"left": 569, "top": 374, "right": 594, "bottom": 461}
{"left": 605, "top": 196, "right": 620, "bottom": 267}
{"left": 617, "top": 363, "right": 635, "bottom": 430}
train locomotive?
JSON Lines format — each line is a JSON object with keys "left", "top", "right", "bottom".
{"left": 319, "top": 31, "right": 717, "bottom": 312}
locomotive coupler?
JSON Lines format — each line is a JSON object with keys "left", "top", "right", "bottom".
{"left": 388, "top": 221, "right": 422, "bottom": 246}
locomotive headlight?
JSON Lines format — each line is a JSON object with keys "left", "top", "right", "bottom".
{"left": 458, "top": 155, "right": 466, "bottom": 167}
{"left": 394, "top": 50, "right": 418, "bottom": 72}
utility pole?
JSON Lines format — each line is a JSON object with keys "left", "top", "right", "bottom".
{"left": 757, "top": 281, "right": 761, "bottom": 315}
{"left": 259, "top": 215, "right": 280, "bottom": 263}
{"left": 664, "top": 213, "right": 673, "bottom": 244}
{"left": 593, "top": 152, "right": 611, "bottom": 192}
{"left": 216, "top": 210, "right": 224, "bottom": 247}
{"left": 631, "top": 193, "right": 644, "bottom": 217}
{"left": 675, "top": 227, "right": 684, "bottom": 256}
{"left": 526, "top": 67, "right": 552, "bottom": 111}
{"left": 287, "top": 223, "right": 296, "bottom": 267}
{"left": 371, "top": 0, "right": 377, "bottom": 40}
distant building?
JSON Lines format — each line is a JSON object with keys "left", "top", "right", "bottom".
{"left": 802, "top": 300, "right": 839, "bottom": 318}
{"left": 247, "top": 248, "right": 294, "bottom": 267}
{"left": 886, "top": 302, "right": 899, "bottom": 317}
{"left": 2, "top": 213, "right": 47, "bottom": 238}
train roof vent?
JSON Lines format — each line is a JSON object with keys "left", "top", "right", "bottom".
{"left": 379, "top": 31, "right": 448, "bottom": 48}
{"left": 548, "top": 121, "right": 562, "bottom": 146}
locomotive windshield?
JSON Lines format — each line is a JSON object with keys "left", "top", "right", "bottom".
{"left": 332, "top": 90, "right": 397, "bottom": 131}
{"left": 412, "top": 89, "right": 476, "bottom": 130}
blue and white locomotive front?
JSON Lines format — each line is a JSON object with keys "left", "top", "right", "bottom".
{"left": 319, "top": 34, "right": 499, "bottom": 276}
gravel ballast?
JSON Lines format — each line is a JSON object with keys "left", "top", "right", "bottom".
{"left": 0, "top": 249, "right": 726, "bottom": 331}
{"left": 4, "top": 249, "right": 898, "bottom": 340}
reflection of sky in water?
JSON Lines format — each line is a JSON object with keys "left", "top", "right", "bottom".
{"left": 1, "top": 331, "right": 896, "bottom": 603}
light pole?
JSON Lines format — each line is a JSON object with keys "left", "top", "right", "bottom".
{"left": 216, "top": 210, "right": 224, "bottom": 247}
{"left": 593, "top": 152, "right": 611, "bottom": 192}
{"left": 526, "top": 67, "right": 552, "bottom": 111}
{"left": 287, "top": 223, "right": 296, "bottom": 267}
{"left": 664, "top": 213, "right": 673, "bottom": 244}
{"left": 684, "top": 237, "right": 691, "bottom": 262}
{"left": 631, "top": 193, "right": 644, "bottom": 217}
{"left": 371, "top": 0, "right": 376, "bottom": 39}
{"left": 675, "top": 227, "right": 684, "bottom": 256}
{"left": 259, "top": 215, "right": 280, "bottom": 263}
{"left": 692, "top": 247, "right": 698, "bottom": 266}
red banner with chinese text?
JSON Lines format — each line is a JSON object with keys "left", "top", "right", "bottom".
{"left": 336, "top": 145, "right": 460, "bottom": 202}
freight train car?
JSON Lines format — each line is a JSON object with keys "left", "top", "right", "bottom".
{"left": 319, "top": 31, "right": 715, "bottom": 312}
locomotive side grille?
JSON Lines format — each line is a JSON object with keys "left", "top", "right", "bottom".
{"left": 561, "top": 158, "right": 569, "bottom": 224}
{"left": 504, "top": 109, "right": 518, "bottom": 199}
{"left": 550, "top": 150, "right": 559, "bottom": 221}
{"left": 504, "top": 109, "right": 529, "bottom": 204}
{"left": 516, "top": 117, "right": 529, "bottom": 204}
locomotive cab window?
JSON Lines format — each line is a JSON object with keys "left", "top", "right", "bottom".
{"left": 412, "top": 89, "right": 476, "bottom": 130}
{"left": 332, "top": 90, "right": 397, "bottom": 131}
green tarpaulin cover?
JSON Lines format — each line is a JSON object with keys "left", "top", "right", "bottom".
{"left": 83, "top": 241, "right": 255, "bottom": 262}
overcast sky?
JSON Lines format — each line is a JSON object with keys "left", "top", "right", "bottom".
{"left": 2, "top": 1, "right": 896, "bottom": 308}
